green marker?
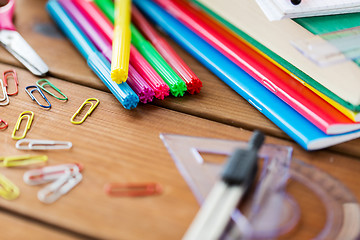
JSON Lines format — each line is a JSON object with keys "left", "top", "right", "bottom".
{"left": 94, "top": 0, "right": 187, "bottom": 97}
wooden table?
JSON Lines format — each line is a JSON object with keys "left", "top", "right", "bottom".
{"left": 0, "top": 0, "right": 359, "bottom": 239}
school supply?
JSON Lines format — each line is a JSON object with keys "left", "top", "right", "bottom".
{"left": 104, "top": 182, "right": 162, "bottom": 197}
{"left": 256, "top": 0, "right": 360, "bottom": 21}
{"left": 46, "top": 0, "right": 139, "bottom": 110}
{"left": 0, "top": 174, "right": 19, "bottom": 200}
{"left": 16, "top": 139, "right": 72, "bottom": 150}
{"left": 110, "top": 0, "right": 131, "bottom": 84}
{"left": 0, "top": 0, "right": 48, "bottom": 76}
{"left": 132, "top": 5, "right": 202, "bottom": 94}
{"left": 0, "top": 155, "right": 48, "bottom": 167}
{"left": 161, "top": 133, "right": 360, "bottom": 239}
{"left": 155, "top": 0, "right": 360, "bottom": 135}
{"left": 25, "top": 85, "right": 51, "bottom": 109}
{"left": 36, "top": 79, "right": 68, "bottom": 101}
{"left": 12, "top": 111, "right": 34, "bottom": 140}
{"left": 0, "top": 118, "right": 8, "bottom": 129}
{"left": 0, "top": 79, "right": 9, "bottom": 106}
{"left": 3, "top": 69, "right": 18, "bottom": 96}
{"left": 70, "top": 98, "right": 99, "bottom": 124}
{"left": 195, "top": 0, "right": 360, "bottom": 112}
{"left": 58, "top": 0, "right": 154, "bottom": 104}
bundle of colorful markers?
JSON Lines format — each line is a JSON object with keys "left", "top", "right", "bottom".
{"left": 46, "top": 0, "right": 202, "bottom": 110}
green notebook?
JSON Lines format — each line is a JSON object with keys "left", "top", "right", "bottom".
{"left": 193, "top": 0, "right": 360, "bottom": 112}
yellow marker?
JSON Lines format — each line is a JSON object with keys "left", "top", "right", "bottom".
{"left": 111, "top": 0, "right": 131, "bottom": 84}
{"left": 0, "top": 155, "right": 48, "bottom": 167}
{"left": 12, "top": 111, "right": 34, "bottom": 140}
{"left": 70, "top": 98, "right": 100, "bottom": 124}
{"left": 0, "top": 174, "right": 20, "bottom": 200}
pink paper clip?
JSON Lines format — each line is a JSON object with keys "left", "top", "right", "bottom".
{"left": 3, "top": 69, "right": 18, "bottom": 96}
{"left": 0, "top": 118, "right": 8, "bottom": 130}
{"left": 23, "top": 163, "right": 83, "bottom": 185}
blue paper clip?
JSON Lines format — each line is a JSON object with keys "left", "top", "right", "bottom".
{"left": 25, "top": 86, "right": 51, "bottom": 108}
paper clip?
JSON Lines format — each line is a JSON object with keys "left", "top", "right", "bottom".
{"left": 25, "top": 86, "right": 51, "bottom": 108}
{"left": 23, "top": 163, "right": 84, "bottom": 185}
{"left": 104, "top": 182, "right": 162, "bottom": 197}
{"left": 0, "top": 155, "right": 48, "bottom": 167}
{"left": 12, "top": 111, "right": 34, "bottom": 140}
{"left": 70, "top": 98, "right": 99, "bottom": 124}
{"left": 3, "top": 69, "right": 18, "bottom": 96}
{"left": 16, "top": 139, "right": 72, "bottom": 150}
{"left": 36, "top": 79, "right": 68, "bottom": 101}
{"left": 0, "top": 174, "right": 20, "bottom": 200}
{"left": 0, "top": 118, "right": 8, "bottom": 130}
{"left": 37, "top": 166, "right": 82, "bottom": 204}
{"left": 0, "top": 79, "right": 9, "bottom": 106}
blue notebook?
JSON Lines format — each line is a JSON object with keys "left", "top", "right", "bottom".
{"left": 133, "top": 0, "right": 360, "bottom": 150}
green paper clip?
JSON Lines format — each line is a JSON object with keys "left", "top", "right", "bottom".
{"left": 36, "top": 79, "right": 68, "bottom": 101}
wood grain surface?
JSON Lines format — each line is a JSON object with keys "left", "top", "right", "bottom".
{"left": 0, "top": 0, "right": 359, "bottom": 239}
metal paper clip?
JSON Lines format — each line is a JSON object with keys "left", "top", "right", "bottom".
{"left": 37, "top": 166, "right": 82, "bottom": 204}
{"left": 36, "top": 79, "right": 68, "bottom": 101}
{"left": 23, "top": 163, "right": 83, "bottom": 185}
{"left": 3, "top": 70, "right": 18, "bottom": 96}
{"left": 12, "top": 111, "right": 34, "bottom": 140}
{"left": 70, "top": 98, "right": 99, "bottom": 124}
{"left": 0, "top": 174, "right": 20, "bottom": 200}
{"left": 0, "top": 79, "right": 9, "bottom": 106}
{"left": 104, "top": 183, "right": 163, "bottom": 197}
{"left": 25, "top": 86, "right": 51, "bottom": 108}
{"left": 0, "top": 118, "right": 8, "bottom": 130}
{"left": 16, "top": 139, "right": 72, "bottom": 150}
{"left": 0, "top": 155, "right": 48, "bottom": 167}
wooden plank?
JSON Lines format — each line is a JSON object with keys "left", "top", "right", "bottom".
{"left": 0, "top": 64, "right": 359, "bottom": 239}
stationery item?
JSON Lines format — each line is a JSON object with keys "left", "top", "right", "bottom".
{"left": 70, "top": 98, "right": 99, "bottom": 124}
{"left": 0, "top": 118, "right": 8, "bottom": 129}
{"left": 3, "top": 69, "right": 18, "bottom": 96}
{"left": 161, "top": 133, "right": 360, "bottom": 239}
{"left": 94, "top": 0, "right": 187, "bottom": 97}
{"left": 12, "top": 111, "right": 34, "bottom": 140}
{"left": 16, "top": 139, "right": 73, "bottom": 150}
{"left": 46, "top": 0, "right": 139, "bottom": 110}
{"left": 194, "top": 2, "right": 360, "bottom": 122}
{"left": 0, "top": 154, "right": 48, "bottom": 167}
{"left": 0, "top": 79, "right": 9, "bottom": 106}
{"left": 59, "top": 0, "right": 153, "bottom": 103}
{"left": 104, "top": 182, "right": 163, "bottom": 197}
{"left": 134, "top": 0, "right": 360, "bottom": 150}
{"left": 156, "top": 0, "right": 360, "bottom": 135}
{"left": 131, "top": 5, "right": 202, "bottom": 95}
{"left": 183, "top": 131, "right": 263, "bottom": 240}
{"left": 0, "top": 0, "right": 48, "bottom": 76}
{"left": 24, "top": 163, "right": 83, "bottom": 185}
{"left": 195, "top": 0, "right": 360, "bottom": 112}
{"left": 256, "top": 0, "right": 360, "bottom": 21}
{"left": 36, "top": 79, "right": 68, "bottom": 101}
{"left": 126, "top": 64, "right": 154, "bottom": 103}
{"left": 0, "top": 174, "right": 19, "bottom": 200}
{"left": 25, "top": 85, "right": 51, "bottom": 109}
{"left": 110, "top": 0, "right": 131, "bottom": 84}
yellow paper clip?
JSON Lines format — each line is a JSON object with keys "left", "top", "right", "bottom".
{"left": 70, "top": 98, "right": 99, "bottom": 124}
{"left": 12, "top": 111, "right": 34, "bottom": 140}
{"left": 0, "top": 174, "right": 20, "bottom": 200}
{"left": 0, "top": 155, "right": 48, "bottom": 167}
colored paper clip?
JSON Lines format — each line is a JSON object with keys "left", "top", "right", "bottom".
{"left": 23, "top": 163, "right": 84, "bottom": 185}
{"left": 36, "top": 79, "right": 68, "bottom": 101}
{"left": 25, "top": 85, "right": 51, "bottom": 108}
{"left": 0, "top": 118, "right": 8, "bottom": 130}
{"left": 0, "top": 174, "right": 20, "bottom": 200}
{"left": 16, "top": 139, "right": 73, "bottom": 150}
{"left": 0, "top": 79, "right": 9, "bottom": 106}
{"left": 37, "top": 166, "right": 82, "bottom": 204}
{"left": 3, "top": 69, "right": 18, "bottom": 96}
{"left": 70, "top": 98, "right": 99, "bottom": 124}
{"left": 104, "top": 182, "right": 162, "bottom": 197}
{"left": 0, "top": 155, "right": 48, "bottom": 167}
{"left": 12, "top": 111, "right": 34, "bottom": 140}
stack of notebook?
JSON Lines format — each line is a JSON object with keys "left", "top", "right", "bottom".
{"left": 131, "top": 0, "right": 360, "bottom": 150}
